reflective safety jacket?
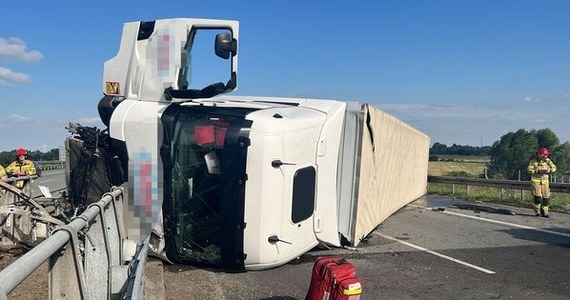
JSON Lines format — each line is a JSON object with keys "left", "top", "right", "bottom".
{"left": 528, "top": 157, "right": 557, "bottom": 184}
{"left": 6, "top": 159, "right": 37, "bottom": 188}
{"left": 0, "top": 165, "right": 6, "bottom": 179}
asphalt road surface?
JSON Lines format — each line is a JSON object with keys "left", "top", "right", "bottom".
{"left": 29, "top": 169, "right": 67, "bottom": 198}
{"left": 3, "top": 172, "right": 570, "bottom": 299}
{"left": 153, "top": 195, "right": 570, "bottom": 300}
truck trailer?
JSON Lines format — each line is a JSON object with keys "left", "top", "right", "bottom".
{"left": 66, "top": 18, "right": 430, "bottom": 271}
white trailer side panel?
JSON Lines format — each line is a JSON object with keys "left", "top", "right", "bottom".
{"left": 351, "top": 104, "right": 430, "bottom": 246}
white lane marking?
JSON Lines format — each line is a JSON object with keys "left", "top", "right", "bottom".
{"left": 409, "top": 204, "right": 570, "bottom": 239}
{"left": 441, "top": 209, "right": 570, "bottom": 239}
{"left": 374, "top": 232, "right": 496, "bottom": 274}
{"left": 38, "top": 179, "right": 54, "bottom": 184}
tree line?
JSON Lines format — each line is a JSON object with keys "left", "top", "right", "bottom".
{"left": 430, "top": 128, "right": 570, "bottom": 180}
{"left": 0, "top": 148, "right": 60, "bottom": 166}
{"left": 430, "top": 143, "right": 491, "bottom": 156}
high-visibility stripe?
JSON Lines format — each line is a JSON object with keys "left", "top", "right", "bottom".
{"left": 343, "top": 287, "right": 362, "bottom": 295}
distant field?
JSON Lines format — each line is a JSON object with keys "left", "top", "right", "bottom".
{"left": 431, "top": 155, "right": 490, "bottom": 162}
{"left": 428, "top": 160, "right": 488, "bottom": 177}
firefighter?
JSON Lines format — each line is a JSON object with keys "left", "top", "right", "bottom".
{"left": 0, "top": 165, "right": 6, "bottom": 196}
{"left": 0, "top": 164, "right": 6, "bottom": 180}
{"left": 527, "top": 147, "right": 556, "bottom": 217}
{"left": 5, "top": 148, "right": 37, "bottom": 189}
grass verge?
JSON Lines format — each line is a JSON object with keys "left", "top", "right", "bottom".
{"left": 428, "top": 183, "right": 570, "bottom": 213}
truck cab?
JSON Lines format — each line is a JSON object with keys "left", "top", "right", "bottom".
{"left": 97, "top": 18, "right": 344, "bottom": 271}
{"left": 84, "top": 18, "right": 429, "bottom": 272}
{"left": 156, "top": 97, "right": 347, "bottom": 270}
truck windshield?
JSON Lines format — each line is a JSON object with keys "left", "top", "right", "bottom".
{"left": 162, "top": 105, "right": 253, "bottom": 269}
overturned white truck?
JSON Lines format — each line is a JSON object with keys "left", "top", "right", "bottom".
{"left": 69, "top": 18, "right": 430, "bottom": 271}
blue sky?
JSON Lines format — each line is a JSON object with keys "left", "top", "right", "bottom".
{"left": 1, "top": 1, "right": 569, "bottom": 152}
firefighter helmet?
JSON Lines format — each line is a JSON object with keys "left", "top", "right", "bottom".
{"left": 15, "top": 148, "right": 28, "bottom": 156}
{"left": 537, "top": 147, "right": 549, "bottom": 157}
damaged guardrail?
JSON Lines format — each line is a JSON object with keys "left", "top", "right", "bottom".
{"left": 2, "top": 175, "right": 38, "bottom": 199}
{"left": 0, "top": 186, "right": 146, "bottom": 300}
{"left": 2, "top": 175, "right": 38, "bottom": 184}
{"left": 123, "top": 236, "right": 151, "bottom": 300}
{"left": 0, "top": 176, "right": 64, "bottom": 248}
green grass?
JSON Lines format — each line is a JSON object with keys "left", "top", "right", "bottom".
{"left": 428, "top": 158, "right": 570, "bottom": 213}
{"left": 428, "top": 183, "right": 570, "bottom": 213}
{"left": 429, "top": 160, "right": 487, "bottom": 177}
{"left": 431, "top": 155, "right": 490, "bottom": 162}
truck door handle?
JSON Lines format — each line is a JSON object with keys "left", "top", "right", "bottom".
{"left": 268, "top": 235, "right": 292, "bottom": 245}
{"left": 271, "top": 160, "right": 295, "bottom": 168}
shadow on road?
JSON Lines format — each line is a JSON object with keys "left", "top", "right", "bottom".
{"left": 498, "top": 228, "right": 570, "bottom": 249}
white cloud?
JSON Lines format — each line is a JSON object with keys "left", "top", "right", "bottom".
{"left": 6, "top": 114, "right": 33, "bottom": 123}
{"left": 525, "top": 96, "right": 543, "bottom": 103}
{"left": 0, "top": 37, "right": 43, "bottom": 63}
{"left": 0, "top": 114, "right": 35, "bottom": 130}
{"left": 378, "top": 103, "right": 510, "bottom": 119}
{"left": 0, "top": 67, "right": 31, "bottom": 84}
{"left": 70, "top": 117, "right": 104, "bottom": 126}
{"left": 561, "top": 94, "right": 570, "bottom": 99}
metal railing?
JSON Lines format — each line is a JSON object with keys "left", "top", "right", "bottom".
{"left": 0, "top": 185, "right": 148, "bottom": 300}
{"left": 36, "top": 161, "right": 66, "bottom": 169}
{"left": 1, "top": 175, "right": 39, "bottom": 198}
{"left": 123, "top": 236, "right": 151, "bottom": 300}
{"left": 428, "top": 175, "right": 570, "bottom": 193}
{"left": 2, "top": 175, "right": 39, "bottom": 184}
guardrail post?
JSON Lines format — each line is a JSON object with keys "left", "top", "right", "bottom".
{"left": 123, "top": 237, "right": 151, "bottom": 300}
{"left": 49, "top": 225, "right": 87, "bottom": 299}
{"left": 84, "top": 201, "right": 111, "bottom": 299}
{"left": 79, "top": 188, "right": 127, "bottom": 300}
{"left": 106, "top": 189, "right": 130, "bottom": 298}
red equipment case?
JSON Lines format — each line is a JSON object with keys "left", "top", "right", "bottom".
{"left": 305, "top": 256, "right": 363, "bottom": 300}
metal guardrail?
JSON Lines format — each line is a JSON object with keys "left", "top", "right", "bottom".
{"left": 123, "top": 236, "right": 151, "bottom": 300}
{"left": 0, "top": 185, "right": 148, "bottom": 300}
{"left": 428, "top": 175, "right": 570, "bottom": 193}
{"left": 1, "top": 175, "right": 39, "bottom": 197}
{"left": 2, "top": 175, "right": 39, "bottom": 184}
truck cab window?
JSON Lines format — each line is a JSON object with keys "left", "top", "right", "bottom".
{"left": 291, "top": 167, "right": 316, "bottom": 223}
{"left": 162, "top": 105, "right": 253, "bottom": 269}
{"left": 185, "top": 28, "right": 233, "bottom": 91}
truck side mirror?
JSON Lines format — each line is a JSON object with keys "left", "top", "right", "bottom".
{"left": 215, "top": 33, "right": 236, "bottom": 59}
